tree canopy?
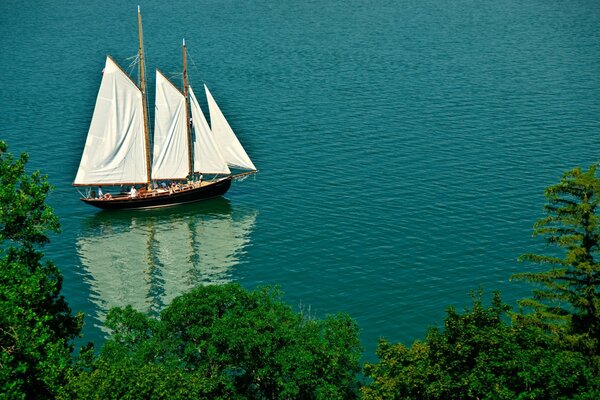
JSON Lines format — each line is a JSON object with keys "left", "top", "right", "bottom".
{"left": 67, "top": 284, "right": 362, "bottom": 399}
{"left": 362, "top": 291, "right": 599, "bottom": 399}
{"left": 514, "top": 165, "right": 600, "bottom": 361}
{"left": 0, "top": 141, "right": 82, "bottom": 399}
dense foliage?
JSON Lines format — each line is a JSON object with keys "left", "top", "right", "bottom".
{"left": 362, "top": 291, "right": 599, "bottom": 399}
{"left": 514, "top": 165, "right": 600, "bottom": 362}
{"left": 67, "top": 284, "right": 362, "bottom": 399}
{"left": 0, "top": 141, "right": 82, "bottom": 399}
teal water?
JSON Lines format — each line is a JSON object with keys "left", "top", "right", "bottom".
{"left": 1, "top": 0, "right": 599, "bottom": 359}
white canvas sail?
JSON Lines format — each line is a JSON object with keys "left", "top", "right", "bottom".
{"left": 204, "top": 84, "right": 256, "bottom": 171}
{"left": 152, "top": 70, "right": 189, "bottom": 180}
{"left": 189, "top": 87, "right": 230, "bottom": 175}
{"left": 74, "top": 56, "right": 148, "bottom": 185}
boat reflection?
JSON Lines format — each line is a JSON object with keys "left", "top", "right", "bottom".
{"left": 76, "top": 198, "right": 257, "bottom": 331}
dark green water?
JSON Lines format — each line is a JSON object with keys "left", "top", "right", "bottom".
{"left": 1, "top": 0, "right": 599, "bottom": 358}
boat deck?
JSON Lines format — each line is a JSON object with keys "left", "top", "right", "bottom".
{"left": 96, "top": 181, "right": 213, "bottom": 201}
{"left": 80, "top": 178, "right": 233, "bottom": 210}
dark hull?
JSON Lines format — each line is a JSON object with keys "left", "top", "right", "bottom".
{"left": 80, "top": 178, "right": 232, "bottom": 210}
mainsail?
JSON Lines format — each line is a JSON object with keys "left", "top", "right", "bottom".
{"left": 204, "top": 85, "right": 256, "bottom": 171}
{"left": 152, "top": 70, "right": 189, "bottom": 180}
{"left": 189, "top": 87, "right": 231, "bottom": 175}
{"left": 74, "top": 56, "right": 148, "bottom": 186}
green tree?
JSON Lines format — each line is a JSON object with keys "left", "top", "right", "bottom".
{"left": 0, "top": 141, "right": 82, "bottom": 399}
{"left": 68, "top": 284, "right": 361, "bottom": 399}
{"left": 362, "top": 291, "right": 599, "bottom": 399}
{"left": 514, "top": 165, "right": 600, "bottom": 360}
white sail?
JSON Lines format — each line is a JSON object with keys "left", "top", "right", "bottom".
{"left": 204, "top": 84, "right": 256, "bottom": 171}
{"left": 152, "top": 70, "right": 189, "bottom": 180}
{"left": 74, "top": 56, "right": 148, "bottom": 185}
{"left": 189, "top": 86, "right": 230, "bottom": 175}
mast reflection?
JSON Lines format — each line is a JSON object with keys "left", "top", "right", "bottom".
{"left": 76, "top": 198, "right": 257, "bottom": 331}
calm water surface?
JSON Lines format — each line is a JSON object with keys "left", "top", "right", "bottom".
{"left": 1, "top": 0, "right": 599, "bottom": 358}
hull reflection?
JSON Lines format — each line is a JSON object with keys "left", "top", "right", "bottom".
{"left": 76, "top": 198, "right": 257, "bottom": 331}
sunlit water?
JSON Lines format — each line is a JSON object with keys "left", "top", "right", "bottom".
{"left": 1, "top": 0, "right": 599, "bottom": 359}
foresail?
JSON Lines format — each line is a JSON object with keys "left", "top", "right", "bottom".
{"left": 152, "top": 70, "right": 189, "bottom": 180}
{"left": 204, "top": 85, "right": 256, "bottom": 171}
{"left": 74, "top": 56, "right": 147, "bottom": 185}
{"left": 189, "top": 87, "right": 230, "bottom": 175}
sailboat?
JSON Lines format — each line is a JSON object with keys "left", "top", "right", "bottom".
{"left": 73, "top": 7, "right": 256, "bottom": 210}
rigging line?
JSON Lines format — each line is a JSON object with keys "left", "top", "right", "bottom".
{"left": 126, "top": 54, "right": 140, "bottom": 81}
{"left": 168, "top": 71, "right": 183, "bottom": 87}
{"left": 236, "top": 174, "right": 249, "bottom": 183}
{"left": 185, "top": 49, "right": 205, "bottom": 83}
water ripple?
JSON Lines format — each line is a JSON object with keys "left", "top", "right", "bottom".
{"left": 1, "top": 0, "right": 599, "bottom": 358}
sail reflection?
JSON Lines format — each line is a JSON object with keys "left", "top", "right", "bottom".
{"left": 76, "top": 198, "right": 257, "bottom": 331}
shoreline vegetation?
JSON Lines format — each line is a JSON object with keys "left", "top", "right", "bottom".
{"left": 1, "top": 140, "right": 599, "bottom": 399}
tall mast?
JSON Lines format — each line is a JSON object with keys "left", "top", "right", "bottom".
{"left": 138, "top": 5, "right": 151, "bottom": 185}
{"left": 183, "top": 38, "right": 193, "bottom": 178}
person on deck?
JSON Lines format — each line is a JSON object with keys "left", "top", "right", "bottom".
{"left": 129, "top": 186, "right": 138, "bottom": 198}
{"left": 98, "top": 186, "right": 103, "bottom": 198}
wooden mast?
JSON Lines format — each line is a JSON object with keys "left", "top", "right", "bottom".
{"left": 138, "top": 5, "right": 152, "bottom": 186}
{"left": 183, "top": 38, "right": 193, "bottom": 178}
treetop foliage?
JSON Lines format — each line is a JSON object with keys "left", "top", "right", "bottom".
{"left": 0, "top": 141, "right": 81, "bottom": 399}
{"left": 0, "top": 141, "right": 60, "bottom": 251}
{"left": 362, "top": 291, "right": 599, "bottom": 399}
{"left": 514, "top": 165, "right": 600, "bottom": 360}
{"left": 67, "top": 284, "right": 362, "bottom": 399}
